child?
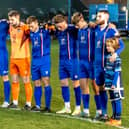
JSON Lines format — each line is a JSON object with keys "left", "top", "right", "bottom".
{"left": 93, "top": 9, "right": 124, "bottom": 121}
{"left": 104, "top": 37, "right": 124, "bottom": 126}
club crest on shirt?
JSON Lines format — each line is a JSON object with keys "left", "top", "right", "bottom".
{"left": 61, "top": 38, "right": 66, "bottom": 45}
{"left": 40, "top": 33, "right": 42, "bottom": 37}
{"left": 34, "top": 39, "right": 39, "bottom": 46}
{"left": 24, "top": 70, "right": 28, "bottom": 75}
{"left": 17, "top": 29, "right": 21, "bottom": 32}
{"left": 97, "top": 40, "right": 101, "bottom": 48}
{"left": 80, "top": 36, "right": 86, "bottom": 43}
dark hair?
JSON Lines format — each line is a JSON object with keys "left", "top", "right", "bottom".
{"left": 98, "top": 10, "right": 109, "bottom": 15}
{"left": 8, "top": 10, "right": 20, "bottom": 17}
{"left": 26, "top": 16, "right": 38, "bottom": 24}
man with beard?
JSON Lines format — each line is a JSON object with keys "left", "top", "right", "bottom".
{"left": 94, "top": 9, "right": 124, "bottom": 121}
{"left": 8, "top": 10, "right": 32, "bottom": 110}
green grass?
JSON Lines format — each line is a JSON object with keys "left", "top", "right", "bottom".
{"left": 0, "top": 39, "right": 129, "bottom": 129}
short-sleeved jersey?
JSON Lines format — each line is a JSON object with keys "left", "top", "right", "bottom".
{"left": 30, "top": 28, "right": 51, "bottom": 59}
{"left": 0, "top": 20, "right": 9, "bottom": 52}
{"left": 77, "top": 27, "right": 95, "bottom": 62}
{"left": 9, "top": 23, "right": 30, "bottom": 59}
{"left": 104, "top": 54, "right": 121, "bottom": 86}
{"left": 56, "top": 25, "right": 78, "bottom": 60}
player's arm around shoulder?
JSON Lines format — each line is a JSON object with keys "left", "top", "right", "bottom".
{"left": 22, "top": 23, "right": 30, "bottom": 35}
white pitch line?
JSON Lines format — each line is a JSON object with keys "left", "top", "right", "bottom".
{"left": 2, "top": 109, "right": 129, "bottom": 129}
{"left": 44, "top": 112, "right": 94, "bottom": 122}
{"left": 43, "top": 112, "right": 129, "bottom": 129}
{"left": 115, "top": 126, "right": 129, "bottom": 129}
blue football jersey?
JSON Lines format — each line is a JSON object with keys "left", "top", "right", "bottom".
{"left": 77, "top": 27, "right": 95, "bottom": 62}
{"left": 56, "top": 25, "right": 78, "bottom": 60}
{"left": 95, "top": 25, "right": 124, "bottom": 67}
{"left": 30, "top": 28, "right": 51, "bottom": 59}
{"left": 0, "top": 20, "right": 9, "bottom": 51}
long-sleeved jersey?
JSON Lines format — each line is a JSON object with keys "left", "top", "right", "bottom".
{"left": 77, "top": 27, "right": 95, "bottom": 62}
{"left": 30, "top": 28, "right": 51, "bottom": 59}
{"left": 95, "top": 25, "right": 124, "bottom": 67}
{"left": 104, "top": 54, "right": 122, "bottom": 89}
{"left": 0, "top": 20, "right": 9, "bottom": 52}
{"left": 56, "top": 25, "right": 78, "bottom": 60}
{"left": 0, "top": 19, "right": 9, "bottom": 76}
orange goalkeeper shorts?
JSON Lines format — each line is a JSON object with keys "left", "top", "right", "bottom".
{"left": 10, "top": 58, "right": 31, "bottom": 77}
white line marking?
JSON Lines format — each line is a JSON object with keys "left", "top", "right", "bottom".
{"left": 1, "top": 108, "right": 129, "bottom": 129}
{"left": 43, "top": 112, "right": 129, "bottom": 129}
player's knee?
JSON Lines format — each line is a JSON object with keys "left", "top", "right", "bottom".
{"left": 2, "top": 75, "right": 9, "bottom": 81}
{"left": 80, "top": 85, "right": 89, "bottom": 94}
{"left": 22, "top": 76, "right": 30, "bottom": 84}
{"left": 93, "top": 87, "right": 99, "bottom": 95}
{"left": 60, "top": 79, "right": 68, "bottom": 86}
{"left": 92, "top": 80, "right": 99, "bottom": 95}
{"left": 12, "top": 75, "right": 19, "bottom": 83}
{"left": 42, "top": 77, "right": 50, "bottom": 86}
{"left": 34, "top": 80, "right": 41, "bottom": 86}
{"left": 72, "top": 80, "right": 80, "bottom": 87}
{"left": 99, "top": 85, "right": 105, "bottom": 91}
{"left": 81, "top": 87, "right": 89, "bottom": 94}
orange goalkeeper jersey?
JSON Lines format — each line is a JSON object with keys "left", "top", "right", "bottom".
{"left": 9, "top": 23, "right": 30, "bottom": 59}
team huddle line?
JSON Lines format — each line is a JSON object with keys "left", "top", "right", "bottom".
{"left": 0, "top": 9, "right": 124, "bottom": 126}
